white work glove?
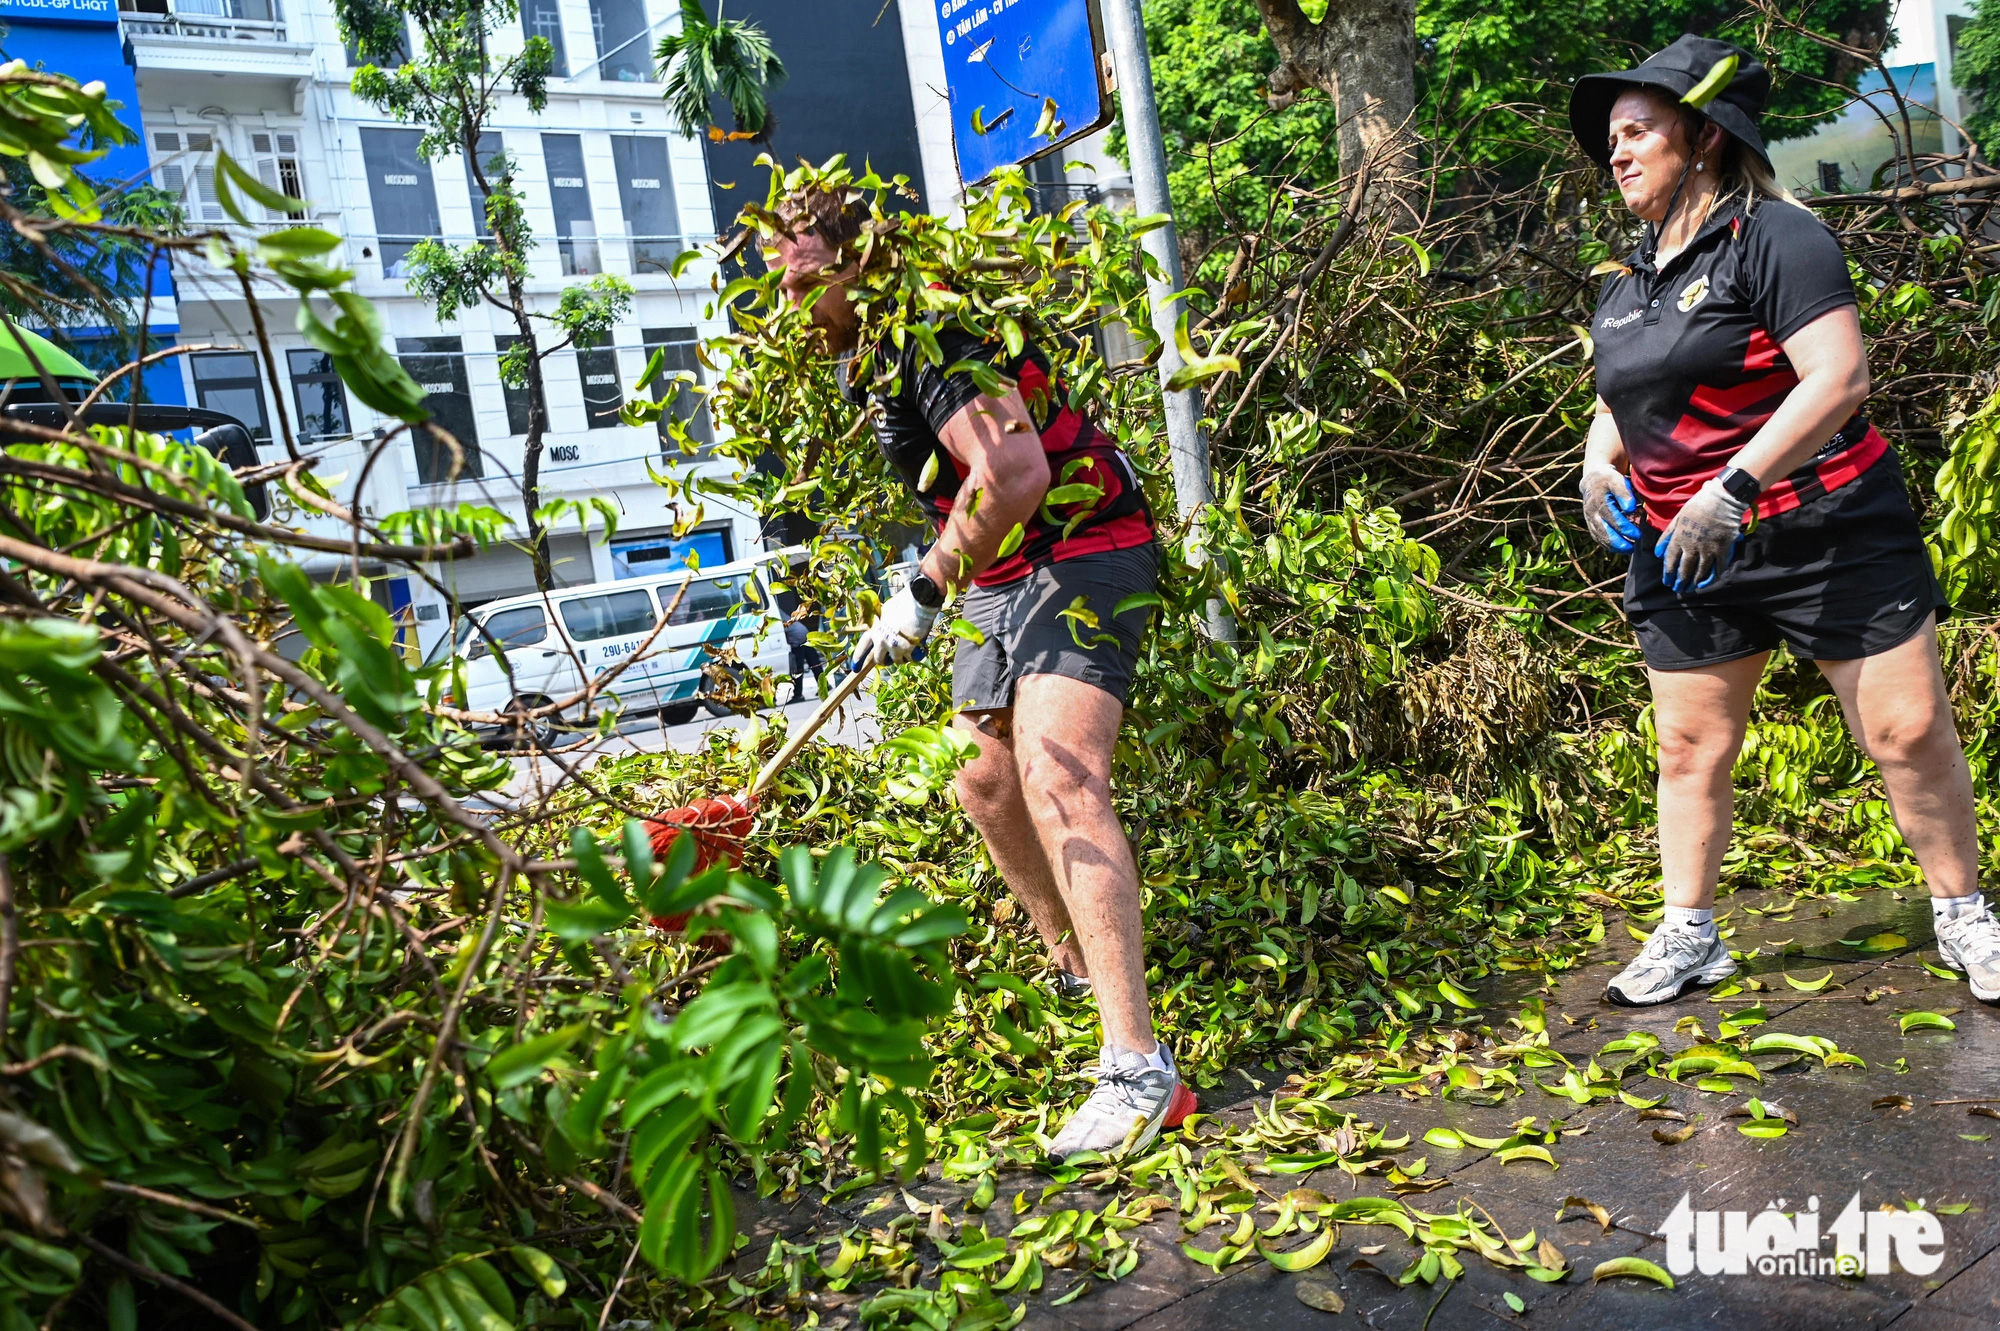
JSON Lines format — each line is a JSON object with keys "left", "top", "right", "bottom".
{"left": 849, "top": 584, "right": 939, "bottom": 670}
{"left": 1656, "top": 475, "right": 1750, "bottom": 592}
{"left": 1579, "top": 462, "right": 1642, "bottom": 554}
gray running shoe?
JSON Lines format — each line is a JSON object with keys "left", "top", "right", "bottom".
{"left": 1604, "top": 921, "right": 1736, "bottom": 1006}
{"left": 1046, "top": 1044, "right": 1198, "bottom": 1160}
{"left": 1934, "top": 905, "right": 2000, "bottom": 1004}
{"left": 1052, "top": 969, "right": 1094, "bottom": 1001}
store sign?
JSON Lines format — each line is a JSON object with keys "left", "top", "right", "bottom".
{"left": 934, "top": 0, "right": 1111, "bottom": 185}
{"left": 0, "top": 0, "right": 118, "bottom": 24}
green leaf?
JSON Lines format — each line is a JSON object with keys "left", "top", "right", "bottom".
{"left": 996, "top": 523, "right": 1025, "bottom": 559}
{"left": 1782, "top": 969, "right": 1835, "bottom": 991}
{"left": 1680, "top": 55, "right": 1740, "bottom": 111}
{"left": 1043, "top": 482, "right": 1105, "bottom": 506}
{"left": 1738, "top": 1120, "right": 1789, "bottom": 1139}
{"left": 1504, "top": 1291, "right": 1526, "bottom": 1313}
{"left": 487, "top": 1023, "right": 586, "bottom": 1089}
{"left": 1257, "top": 1224, "right": 1334, "bottom": 1272}
{"left": 1840, "top": 932, "right": 1907, "bottom": 953}
{"left": 544, "top": 898, "right": 631, "bottom": 941}
{"left": 1593, "top": 1256, "right": 1676, "bottom": 1287}
{"left": 1436, "top": 977, "right": 1479, "bottom": 1009}
{"left": 1496, "top": 1145, "right": 1558, "bottom": 1169}
{"left": 1900, "top": 1011, "right": 1957, "bottom": 1033}
{"left": 258, "top": 226, "right": 342, "bottom": 257}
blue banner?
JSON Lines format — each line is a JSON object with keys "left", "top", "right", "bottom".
{"left": 0, "top": 0, "right": 118, "bottom": 25}
{"left": 934, "top": 0, "right": 1109, "bottom": 186}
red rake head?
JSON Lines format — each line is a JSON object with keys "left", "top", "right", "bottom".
{"left": 646, "top": 794, "right": 755, "bottom": 931}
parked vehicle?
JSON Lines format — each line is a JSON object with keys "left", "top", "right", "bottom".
{"left": 430, "top": 549, "right": 804, "bottom": 742}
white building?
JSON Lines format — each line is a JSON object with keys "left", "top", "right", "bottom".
{"left": 1766, "top": 0, "right": 1982, "bottom": 194}
{"left": 121, "top": 0, "right": 754, "bottom": 655}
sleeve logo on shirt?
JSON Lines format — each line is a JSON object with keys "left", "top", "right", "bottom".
{"left": 1677, "top": 275, "right": 1711, "bottom": 313}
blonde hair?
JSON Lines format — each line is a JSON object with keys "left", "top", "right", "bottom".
{"left": 1666, "top": 97, "right": 1806, "bottom": 212}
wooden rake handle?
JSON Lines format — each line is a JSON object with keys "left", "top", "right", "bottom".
{"left": 746, "top": 659, "right": 874, "bottom": 799}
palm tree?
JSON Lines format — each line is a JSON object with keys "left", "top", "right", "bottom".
{"left": 656, "top": 0, "right": 787, "bottom": 143}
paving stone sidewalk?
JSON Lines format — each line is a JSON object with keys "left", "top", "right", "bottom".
{"left": 737, "top": 884, "right": 2000, "bottom": 1329}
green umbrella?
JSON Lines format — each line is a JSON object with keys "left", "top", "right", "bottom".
{"left": 0, "top": 324, "right": 97, "bottom": 384}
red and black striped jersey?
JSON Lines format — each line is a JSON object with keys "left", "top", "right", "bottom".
{"left": 841, "top": 322, "right": 1155, "bottom": 588}
{"left": 1592, "top": 199, "right": 1879, "bottom": 529}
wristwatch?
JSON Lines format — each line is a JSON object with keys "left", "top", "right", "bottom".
{"left": 1716, "top": 466, "right": 1762, "bottom": 506}
{"left": 906, "top": 570, "right": 947, "bottom": 608}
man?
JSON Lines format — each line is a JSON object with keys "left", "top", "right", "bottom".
{"left": 770, "top": 187, "right": 1195, "bottom": 1157}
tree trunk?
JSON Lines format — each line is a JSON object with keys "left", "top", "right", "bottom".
{"left": 472, "top": 148, "right": 555, "bottom": 595}
{"left": 518, "top": 322, "right": 553, "bottom": 594}
{"left": 1253, "top": 0, "right": 1418, "bottom": 209}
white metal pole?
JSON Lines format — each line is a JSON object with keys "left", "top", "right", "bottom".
{"left": 1098, "top": 0, "right": 1233, "bottom": 643}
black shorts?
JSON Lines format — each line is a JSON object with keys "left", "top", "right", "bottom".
{"left": 1625, "top": 448, "right": 1949, "bottom": 671}
{"left": 952, "top": 544, "right": 1157, "bottom": 711}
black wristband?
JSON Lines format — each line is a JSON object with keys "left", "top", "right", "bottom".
{"left": 907, "top": 571, "right": 946, "bottom": 608}
{"left": 1717, "top": 466, "right": 1762, "bottom": 506}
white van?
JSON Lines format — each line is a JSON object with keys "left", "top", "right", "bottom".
{"left": 430, "top": 550, "right": 800, "bottom": 740}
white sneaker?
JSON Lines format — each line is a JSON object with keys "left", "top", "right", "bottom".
{"left": 1604, "top": 921, "right": 1736, "bottom": 1006}
{"left": 1046, "top": 1044, "right": 1197, "bottom": 1160}
{"left": 1935, "top": 905, "right": 2000, "bottom": 1004}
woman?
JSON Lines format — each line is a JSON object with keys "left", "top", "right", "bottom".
{"left": 1568, "top": 36, "right": 2000, "bottom": 1006}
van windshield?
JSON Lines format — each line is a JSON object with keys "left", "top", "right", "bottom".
{"left": 424, "top": 613, "right": 477, "bottom": 668}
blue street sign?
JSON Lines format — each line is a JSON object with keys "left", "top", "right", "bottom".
{"left": 933, "top": 0, "right": 1110, "bottom": 186}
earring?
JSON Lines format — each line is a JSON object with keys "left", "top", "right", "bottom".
{"left": 1696, "top": 161, "right": 1705, "bottom": 172}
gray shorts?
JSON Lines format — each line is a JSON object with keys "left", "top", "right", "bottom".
{"left": 951, "top": 544, "right": 1158, "bottom": 712}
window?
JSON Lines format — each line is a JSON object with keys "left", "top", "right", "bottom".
{"left": 1817, "top": 161, "right": 1843, "bottom": 193}
{"left": 152, "top": 131, "right": 223, "bottom": 224}
{"left": 522, "top": 0, "right": 568, "bottom": 77}
{"left": 345, "top": 21, "right": 409, "bottom": 68}
{"left": 560, "top": 588, "right": 656, "bottom": 641}
{"left": 249, "top": 131, "right": 305, "bottom": 222}
{"left": 588, "top": 0, "right": 651, "bottom": 83}
{"left": 469, "top": 605, "right": 549, "bottom": 660}
{"left": 287, "top": 349, "right": 350, "bottom": 442}
{"left": 360, "top": 128, "right": 441, "bottom": 277}
{"left": 190, "top": 352, "right": 270, "bottom": 443}
{"left": 610, "top": 135, "right": 680, "bottom": 273}
{"left": 641, "top": 326, "right": 712, "bottom": 455}
{"left": 541, "top": 134, "right": 599, "bottom": 275}
{"left": 395, "top": 336, "right": 484, "bottom": 483}
{"left": 494, "top": 333, "right": 534, "bottom": 435}
{"left": 575, "top": 332, "right": 623, "bottom": 429}
{"left": 667, "top": 572, "right": 763, "bottom": 626}
{"left": 612, "top": 527, "right": 730, "bottom": 579}
{"left": 463, "top": 131, "right": 505, "bottom": 240}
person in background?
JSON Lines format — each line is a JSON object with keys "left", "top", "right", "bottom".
{"left": 1570, "top": 35, "right": 2000, "bottom": 1007}
{"left": 783, "top": 614, "right": 823, "bottom": 700}
{"left": 767, "top": 185, "right": 1196, "bottom": 1157}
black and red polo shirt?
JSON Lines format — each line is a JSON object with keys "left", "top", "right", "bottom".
{"left": 1592, "top": 198, "right": 1886, "bottom": 529}
{"left": 842, "top": 323, "right": 1155, "bottom": 589}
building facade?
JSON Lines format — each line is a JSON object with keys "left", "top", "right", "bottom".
{"left": 1, "top": 0, "right": 184, "bottom": 401}
{"left": 119, "top": 0, "right": 751, "bottom": 651}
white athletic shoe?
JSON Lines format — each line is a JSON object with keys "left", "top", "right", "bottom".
{"left": 1046, "top": 1044, "right": 1198, "bottom": 1160}
{"left": 1934, "top": 905, "right": 2000, "bottom": 1005}
{"left": 1604, "top": 921, "right": 1737, "bottom": 1006}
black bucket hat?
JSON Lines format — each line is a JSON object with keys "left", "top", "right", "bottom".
{"left": 1570, "top": 34, "right": 1771, "bottom": 173}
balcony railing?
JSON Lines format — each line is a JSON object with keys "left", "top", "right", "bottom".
{"left": 120, "top": 0, "right": 286, "bottom": 42}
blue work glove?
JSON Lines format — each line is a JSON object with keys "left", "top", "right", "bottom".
{"left": 1656, "top": 475, "right": 1750, "bottom": 592}
{"left": 848, "top": 583, "right": 938, "bottom": 671}
{"left": 1580, "top": 463, "right": 1642, "bottom": 554}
